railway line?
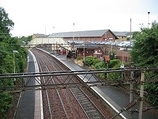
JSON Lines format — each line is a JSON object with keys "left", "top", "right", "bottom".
{"left": 31, "top": 48, "right": 112, "bottom": 119}
{"left": 0, "top": 47, "right": 157, "bottom": 118}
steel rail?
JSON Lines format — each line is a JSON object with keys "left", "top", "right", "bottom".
{"left": 35, "top": 47, "right": 107, "bottom": 118}
{"left": 71, "top": 87, "right": 106, "bottom": 119}
{"left": 35, "top": 49, "right": 70, "bottom": 118}
{"left": 38, "top": 63, "right": 53, "bottom": 119}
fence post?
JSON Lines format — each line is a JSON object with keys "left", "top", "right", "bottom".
{"left": 138, "top": 70, "right": 145, "bottom": 119}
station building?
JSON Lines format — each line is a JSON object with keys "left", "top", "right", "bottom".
{"left": 29, "top": 29, "right": 119, "bottom": 58}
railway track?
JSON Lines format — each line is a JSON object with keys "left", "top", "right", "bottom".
{"left": 31, "top": 48, "right": 112, "bottom": 119}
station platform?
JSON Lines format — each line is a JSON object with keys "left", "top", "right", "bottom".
{"left": 46, "top": 49, "right": 158, "bottom": 119}
{"left": 16, "top": 48, "right": 158, "bottom": 119}
{"left": 15, "top": 51, "right": 43, "bottom": 119}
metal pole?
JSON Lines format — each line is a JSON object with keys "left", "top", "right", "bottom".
{"left": 130, "top": 18, "right": 132, "bottom": 38}
{"left": 72, "top": 23, "right": 75, "bottom": 51}
{"left": 130, "top": 18, "right": 132, "bottom": 46}
{"left": 73, "top": 23, "right": 75, "bottom": 42}
{"left": 138, "top": 70, "right": 145, "bottom": 119}
{"left": 13, "top": 52, "right": 15, "bottom": 74}
{"left": 45, "top": 26, "right": 46, "bottom": 35}
{"left": 129, "top": 63, "right": 134, "bottom": 114}
{"left": 13, "top": 50, "right": 18, "bottom": 74}
{"left": 84, "top": 45, "right": 86, "bottom": 59}
{"left": 13, "top": 50, "right": 16, "bottom": 81}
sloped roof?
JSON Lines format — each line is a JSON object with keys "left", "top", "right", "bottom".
{"left": 33, "top": 33, "right": 47, "bottom": 38}
{"left": 48, "top": 29, "right": 110, "bottom": 38}
{"left": 113, "top": 32, "right": 133, "bottom": 37}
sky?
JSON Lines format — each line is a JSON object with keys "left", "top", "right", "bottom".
{"left": 1, "top": 0, "right": 158, "bottom": 36}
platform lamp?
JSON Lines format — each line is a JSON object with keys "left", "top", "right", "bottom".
{"left": 13, "top": 50, "right": 19, "bottom": 80}
{"left": 72, "top": 23, "right": 75, "bottom": 51}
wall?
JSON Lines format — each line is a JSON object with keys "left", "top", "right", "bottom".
{"left": 105, "top": 45, "right": 130, "bottom": 62}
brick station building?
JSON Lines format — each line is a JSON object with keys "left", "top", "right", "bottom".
{"left": 31, "top": 29, "right": 130, "bottom": 62}
{"left": 48, "top": 29, "right": 118, "bottom": 57}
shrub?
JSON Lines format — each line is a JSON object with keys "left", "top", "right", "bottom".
{"left": 109, "top": 59, "right": 121, "bottom": 68}
{"left": 95, "top": 61, "right": 105, "bottom": 69}
{"left": 83, "top": 56, "right": 93, "bottom": 66}
{"left": 0, "top": 92, "right": 13, "bottom": 118}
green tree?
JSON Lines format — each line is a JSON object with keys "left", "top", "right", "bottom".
{"left": 0, "top": 92, "right": 13, "bottom": 118}
{"left": 18, "top": 36, "right": 32, "bottom": 46}
{"left": 131, "top": 21, "right": 158, "bottom": 67}
{"left": 132, "top": 31, "right": 140, "bottom": 39}
{"left": 130, "top": 21, "right": 158, "bottom": 105}
{"left": 0, "top": 7, "right": 28, "bottom": 118}
{"left": 0, "top": 7, "right": 14, "bottom": 41}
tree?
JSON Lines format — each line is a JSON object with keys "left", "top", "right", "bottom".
{"left": 132, "top": 31, "right": 140, "bottom": 39}
{"left": 131, "top": 21, "right": 158, "bottom": 67}
{"left": 0, "top": 7, "right": 28, "bottom": 118}
{"left": 20, "top": 36, "right": 32, "bottom": 46}
{"left": 0, "top": 7, "right": 14, "bottom": 41}
{"left": 130, "top": 21, "right": 158, "bottom": 106}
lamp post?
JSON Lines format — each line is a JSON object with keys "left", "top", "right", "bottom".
{"left": 72, "top": 23, "right": 75, "bottom": 51}
{"left": 13, "top": 50, "right": 18, "bottom": 74}
{"left": 73, "top": 23, "right": 75, "bottom": 42}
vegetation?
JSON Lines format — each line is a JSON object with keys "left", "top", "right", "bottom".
{"left": 83, "top": 56, "right": 123, "bottom": 80}
{"left": 18, "top": 36, "right": 32, "bottom": 46}
{"left": 0, "top": 7, "right": 28, "bottom": 118}
{"left": 83, "top": 22, "right": 158, "bottom": 105}
{"left": 131, "top": 21, "right": 158, "bottom": 105}
{"left": 83, "top": 56, "right": 101, "bottom": 68}
{"left": 131, "top": 21, "right": 158, "bottom": 67}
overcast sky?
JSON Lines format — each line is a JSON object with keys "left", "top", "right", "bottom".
{"left": 1, "top": 0, "right": 158, "bottom": 36}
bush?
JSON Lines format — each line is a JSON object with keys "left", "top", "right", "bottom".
{"left": 84, "top": 56, "right": 123, "bottom": 81}
{"left": 95, "top": 61, "right": 105, "bottom": 69}
{"left": 84, "top": 56, "right": 100, "bottom": 67}
{"left": 0, "top": 92, "right": 13, "bottom": 118}
{"left": 109, "top": 59, "right": 121, "bottom": 68}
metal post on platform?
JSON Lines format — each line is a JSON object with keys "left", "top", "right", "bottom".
{"left": 138, "top": 70, "right": 145, "bottom": 119}
{"left": 13, "top": 51, "right": 15, "bottom": 74}
{"left": 13, "top": 50, "right": 18, "bottom": 80}
{"left": 129, "top": 62, "right": 134, "bottom": 114}
{"left": 72, "top": 23, "right": 75, "bottom": 51}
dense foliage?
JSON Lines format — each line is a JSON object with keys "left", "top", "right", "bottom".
{"left": 83, "top": 56, "right": 101, "bottom": 68}
{"left": 83, "top": 29, "right": 158, "bottom": 105}
{"left": 131, "top": 21, "right": 158, "bottom": 67}
{"left": 19, "top": 36, "right": 32, "bottom": 46}
{"left": 0, "top": 7, "right": 14, "bottom": 42}
{"left": 83, "top": 56, "right": 122, "bottom": 80}
{"left": 131, "top": 21, "right": 158, "bottom": 105}
{"left": 0, "top": 7, "right": 28, "bottom": 118}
